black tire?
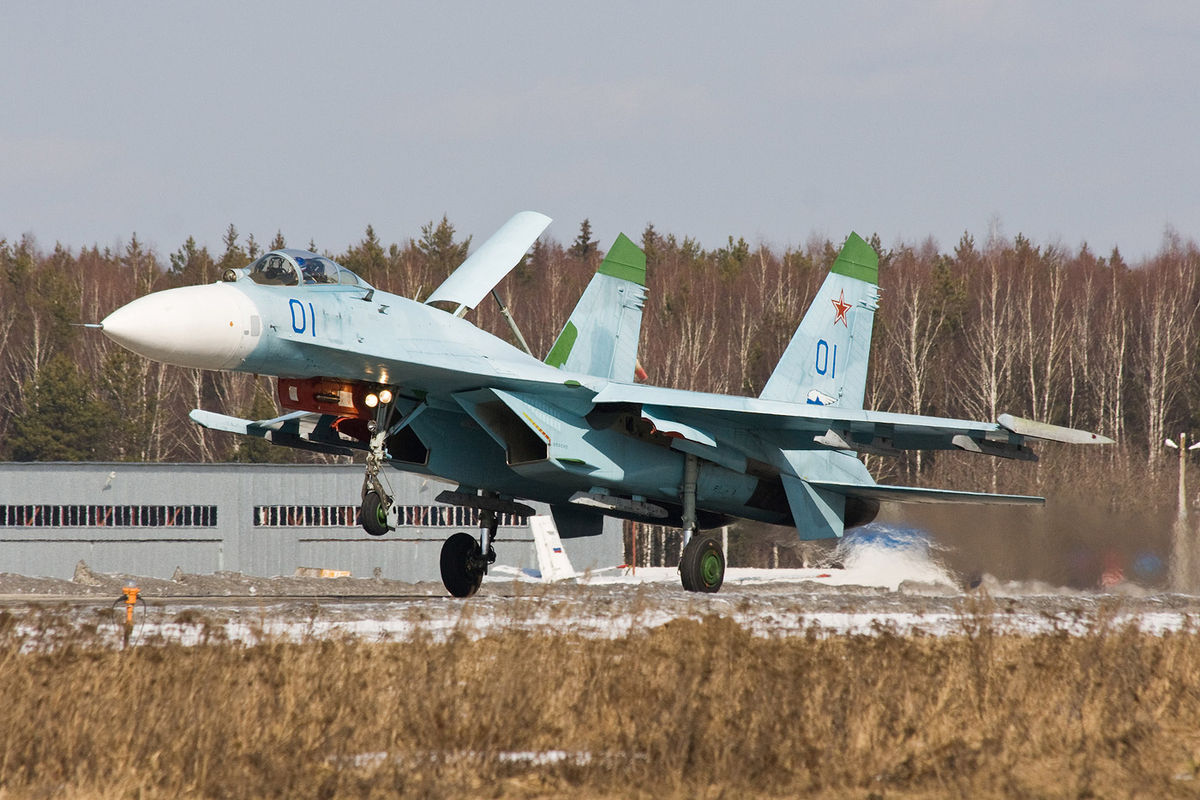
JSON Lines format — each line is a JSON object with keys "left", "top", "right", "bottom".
{"left": 679, "top": 535, "right": 724, "bottom": 593}
{"left": 441, "top": 532, "right": 484, "bottom": 598}
{"left": 361, "top": 491, "right": 390, "bottom": 536}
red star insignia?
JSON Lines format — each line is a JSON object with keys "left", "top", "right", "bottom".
{"left": 831, "top": 290, "right": 851, "bottom": 327}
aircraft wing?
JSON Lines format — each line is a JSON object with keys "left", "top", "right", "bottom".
{"left": 590, "top": 383, "right": 1113, "bottom": 460}
{"left": 424, "top": 211, "right": 552, "bottom": 313}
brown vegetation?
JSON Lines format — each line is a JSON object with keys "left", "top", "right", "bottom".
{"left": 0, "top": 604, "right": 1198, "bottom": 798}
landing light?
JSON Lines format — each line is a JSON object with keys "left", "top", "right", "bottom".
{"left": 364, "top": 393, "right": 379, "bottom": 408}
{"left": 378, "top": 389, "right": 393, "bottom": 404}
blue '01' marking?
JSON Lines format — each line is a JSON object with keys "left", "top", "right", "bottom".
{"left": 289, "top": 299, "right": 317, "bottom": 337}
{"left": 815, "top": 339, "right": 836, "bottom": 378}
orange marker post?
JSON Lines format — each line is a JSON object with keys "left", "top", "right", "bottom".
{"left": 122, "top": 586, "right": 140, "bottom": 624}
{"left": 121, "top": 586, "right": 141, "bottom": 648}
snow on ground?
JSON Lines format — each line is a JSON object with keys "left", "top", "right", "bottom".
{"left": 2, "top": 525, "right": 1197, "bottom": 648}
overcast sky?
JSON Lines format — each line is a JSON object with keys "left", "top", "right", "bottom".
{"left": 2, "top": 2, "right": 1197, "bottom": 261}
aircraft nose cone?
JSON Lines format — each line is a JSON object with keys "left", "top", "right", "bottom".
{"left": 102, "top": 284, "right": 260, "bottom": 370}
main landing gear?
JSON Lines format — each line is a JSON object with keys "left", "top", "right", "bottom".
{"left": 435, "top": 490, "right": 535, "bottom": 598}
{"left": 680, "top": 535, "right": 725, "bottom": 592}
{"left": 677, "top": 453, "right": 725, "bottom": 593}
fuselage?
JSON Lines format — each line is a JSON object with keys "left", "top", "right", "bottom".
{"left": 102, "top": 255, "right": 875, "bottom": 531}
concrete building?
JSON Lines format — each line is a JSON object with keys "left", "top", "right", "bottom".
{"left": 0, "top": 463, "right": 622, "bottom": 582}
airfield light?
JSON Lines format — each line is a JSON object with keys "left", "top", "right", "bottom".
{"left": 364, "top": 393, "right": 379, "bottom": 408}
{"left": 1166, "top": 433, "right": 1199, "bottom": 523}
{"left": 379, "top": 389, "right": 393, "bottom": 404}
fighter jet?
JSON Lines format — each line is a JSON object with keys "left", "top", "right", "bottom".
{"left": 100, "top": 212, "right": 1112, "bottom": 596}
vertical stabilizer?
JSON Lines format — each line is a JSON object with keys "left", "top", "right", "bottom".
{"left": 545, "top": 234, "right": 647, "bottom": 382}
{"left": 759, "top": 232, "right": 879, "bottom": 409}
{"left": 529, "top": 515, "right": 577, "bottom": 581}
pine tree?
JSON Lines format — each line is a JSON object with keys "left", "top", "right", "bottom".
{"left": 570, "top": 219, "right": 596, "bottom": 259}
{"left": 168, "top": 236, "right": 215, "bottom": 285}
{"left": 339, "top": 225, "right": 389, "bottom": 286}
{"left": 6, "top": 354, "right": 115, "bottom": 461}
{"left": 217, "top": 224, "right": 250, "bottom": 275}
{"left": 418, "top": 215, "right": 471, "bottom": 279}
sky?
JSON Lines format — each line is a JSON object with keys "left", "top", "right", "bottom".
{"left": 2, "top": 2, "right": 1198, "bottom": 262}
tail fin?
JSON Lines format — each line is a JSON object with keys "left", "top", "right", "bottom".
{"left": 759, "top": 232, "right": 879, "bottom": 408}
{"left": 529, "top": 515, "right": 577, "bottom": 581}
{"left": 544, "top": 233, "right": 647, "bottom": 382}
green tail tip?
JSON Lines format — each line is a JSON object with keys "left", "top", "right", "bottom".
{"left": 596, "top": 233, "right": 647, "bottom": 286}
{"left": 830, "top": 231, "right": 879, "bottom": 285}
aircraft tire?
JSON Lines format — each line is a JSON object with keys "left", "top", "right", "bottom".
{"left": 441, "top": 532, "right": 484, "bottom": 598}
{"left": 679, "top": 535, "right": 724, "bottom": 593}
{"left": 361, "top": 491, "right": 390, "bottom": 536}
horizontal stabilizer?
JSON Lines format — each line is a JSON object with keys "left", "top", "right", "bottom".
{"left": 997, "top": 414, "right": 1114, "bottom": 445}
{"left": 807, "top": 480, "right": 1045, "bottom": 506}
{"left": 781, "top": 475, "right": 845, "bottom": 540}
{"left": 425, "top": 211, "right": 552, "bottom": 312}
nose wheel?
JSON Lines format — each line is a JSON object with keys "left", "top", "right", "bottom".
{"left": 361, "top": 490, "right": 390, "bottom": 537}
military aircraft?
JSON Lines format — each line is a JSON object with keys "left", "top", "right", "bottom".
{"left": 100, "top": 212, "right": 1113, "bottom": 596}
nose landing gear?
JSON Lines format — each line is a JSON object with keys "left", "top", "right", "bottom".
{"left": 358, "top": 391, "right": 427, "bottom": 538}
{"left": 360, "top": 399, "right": 397, "bottom": 537}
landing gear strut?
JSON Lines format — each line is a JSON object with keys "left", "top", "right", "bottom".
{"left": 360, "top": 404, "right": 395, "bottom": 537}
{"left": 358, "top": 392, "right": 427, "bottom": 538}
{"left": 677, "top": 454, "right": 725, "bottom": 592}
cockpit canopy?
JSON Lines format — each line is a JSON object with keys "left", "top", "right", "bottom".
{"left": 248, "top": 249, "right": 369, "bottom": 288}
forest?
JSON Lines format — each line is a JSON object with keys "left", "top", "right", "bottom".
{"left": 2, "top": 218, "right": 1198, "bottom": 539}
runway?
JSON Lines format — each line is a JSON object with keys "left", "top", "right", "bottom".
{"left": 3, "top": 562, "right": 1198, "bottom": 649}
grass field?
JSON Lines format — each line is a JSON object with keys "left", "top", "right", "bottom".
{"left": 1, "top": 598, "right": 1199, "bottom": 799}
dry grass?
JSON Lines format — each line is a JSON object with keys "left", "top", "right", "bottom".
{"left": 1, "top": 603, "right": 1199, "bottom": 799}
